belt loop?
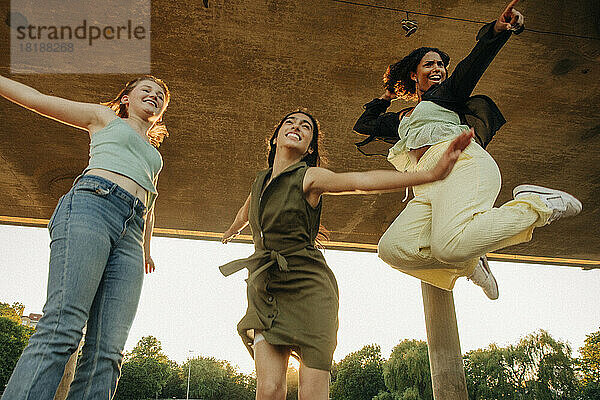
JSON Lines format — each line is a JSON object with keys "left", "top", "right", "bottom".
{"left": 108, "top": 182, "right": 118, "bottom": 195}
{"left": 137, "top": 198, "right": 147, "bottom": 218}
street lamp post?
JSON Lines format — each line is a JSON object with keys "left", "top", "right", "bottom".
{"left": 186, "top": 350, "right": 194, "bottom": 400}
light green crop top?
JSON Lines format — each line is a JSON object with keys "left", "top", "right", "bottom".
{"left": 85, "top": 118, "right": 163, "bottom": 209}
{"left": 387, "top": 101, "right": 470, "bottom": 171}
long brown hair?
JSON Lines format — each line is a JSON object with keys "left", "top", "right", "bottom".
{"left": 102, "top": 75, "right": 171, "bottom": 148}
{"left": 266, "top": 109, "right": 329, "bottom": 244}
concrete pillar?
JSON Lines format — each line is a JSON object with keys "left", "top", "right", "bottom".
{"left": 421, "top": 282, "right": 468, "bottom": 400}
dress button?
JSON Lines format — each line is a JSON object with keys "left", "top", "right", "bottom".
{"left": 267, "top": 313, "right": 274, "bottom": 318}
{"left": 267, "top": 296, "right": 274, "bottom": 302}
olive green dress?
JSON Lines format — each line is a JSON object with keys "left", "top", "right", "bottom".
{"left": 220, "top": 161, "right": 339, "bottom": 371}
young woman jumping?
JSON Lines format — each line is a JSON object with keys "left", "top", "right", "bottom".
{"left": 0, "top": 74, "right": 170, "bottom": 399}
{"left": 220, "top": 110, "right": 472, "bottom": 399}
{"left": 353, "top": 0, "right": 581, "bottom": 299}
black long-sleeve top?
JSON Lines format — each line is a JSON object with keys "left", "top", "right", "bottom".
{"left": 354, "top": 21, "right": 520, "bottom": 155}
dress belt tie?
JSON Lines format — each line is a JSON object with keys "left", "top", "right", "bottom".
{"left": 219, "top": 242, "right": 310, "bottom": 285}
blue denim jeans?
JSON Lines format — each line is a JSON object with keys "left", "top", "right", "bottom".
{"left": 3, "top": 175, "right": 147, "bottom": 400}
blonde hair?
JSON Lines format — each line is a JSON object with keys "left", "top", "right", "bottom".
{"left": 102, "top": 76, "right": 171, "bottom": 148}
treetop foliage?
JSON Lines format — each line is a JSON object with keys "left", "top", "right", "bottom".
{"left": 0, "top": 302, "right": 25, "bottom": 324}
{"left": 1, "top": 300, "right": 599, "bottom": 400}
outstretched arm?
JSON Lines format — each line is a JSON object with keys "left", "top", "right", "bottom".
{"left": 0, "top": 75, "right": 113, "bottom": 132}
{"left": 221, "top": 194, "right": 251, "bottom": 244}
{"left": 437, "top": 0, "right": 524, "bottom": 102}
{"left": 305, "top": 130, "right": 473, "bottom": 202}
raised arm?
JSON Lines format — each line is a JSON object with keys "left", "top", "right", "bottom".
{"left": 221, "top": 194, "right": 251, "bottom": 244}
{"left": 305, "top": 130, "right": 473, "bottom": 204}
{"left": 0, "top": 75, "right": 113, "bottom": 132}
{"left": 433, "top": 0, "right": 524, "bottom": 103}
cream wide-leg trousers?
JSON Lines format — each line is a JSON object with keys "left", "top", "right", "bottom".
{"left": 378, "top": 140, "right": 552, "bottom": 290}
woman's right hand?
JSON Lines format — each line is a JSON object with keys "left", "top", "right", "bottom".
{"left": 221, "top": 228, "right": 240, "bottom": 244}
{"left": 430, "top": 128, "right": 474, "bottom": 181}
{"left": 222, "top": 195, "right": 251, "bottom": 243}
{"left": 380, "top": 89, "right": 398, "bottom": 102}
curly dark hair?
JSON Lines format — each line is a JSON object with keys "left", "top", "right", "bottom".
{"left": 266, "top": 109, "right": 324, "bottom": 168}
{"left": 383, "top": 47, "right": 450, "bottom": 101}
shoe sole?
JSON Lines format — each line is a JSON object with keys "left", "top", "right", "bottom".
{"left": 513, "top": 184, "right": 582, "bottom": 214}
{"left": 480, "top": 256, "right": 498, "bottom": 300}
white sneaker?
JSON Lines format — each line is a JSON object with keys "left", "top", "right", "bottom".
{"left": 467, "top": 255, "right": 498, "bottom": 300}
{"left": 513, "top": 184, "right": 582, "bottom": 224}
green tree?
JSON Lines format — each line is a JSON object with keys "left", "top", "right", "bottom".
{"left": 519, "top": 330, "right": 579, "bottom": 399}
{"left": 464, "top": 344, "right": 519, "bottom": 399}
{"left": 115, "top": 358, "right": 170, "bottom": 400}
{"left": 383, "top": 340, "right": 432, "bottom": 400}
{"left": 160, "top": 363, "right": 185, "bottom": 398}
{"left": 114, "top": 336, "right": 172, "bottom": 400}
{"left": 330, "top": 344, "right": 386, "bottom": 400}
{"left": 578, "top": 327, "right": 600, "bottom": 399}
{"left": 0, "top": 316, "right": 34, "bottom": 389}
{"left": 183, "top": 356, "right": 255, "bottom": 400}
{"left": 372, "top": 392, "right": 399, "bottom": 400}
{"left": 464, "top": 330, "right": 579, "bottom": 400}
{"left": 127, "top": 335, "right": 169, "bottom": 364}
{"left": 0, "top": 302, "right": 25, "bottom": 324}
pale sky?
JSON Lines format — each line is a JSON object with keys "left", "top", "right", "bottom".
{"left": 1, "top": 224, "right": 598, "bottom": 374}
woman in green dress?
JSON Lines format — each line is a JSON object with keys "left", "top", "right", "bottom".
{"left": 220, "top": 110, "right": 472, "bottom": 400}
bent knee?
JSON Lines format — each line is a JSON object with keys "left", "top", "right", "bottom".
{"left": 257, "top": 379, "right": 286, "bottom": 399}
{"left": 378, "top": 233, "right": 418, "bottom": 266}
{"left": 377, "top": 233, "right": 400, "bottom": 264}
{"left": 298, "top": 384, "right": 328, "bottom": 400}
{"left": 431, "top": 242, "right": 471, "bottom": 264}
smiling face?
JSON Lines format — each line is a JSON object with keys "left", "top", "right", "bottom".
{"left": 267, "top": 110, "right": 322, "bottom": 168}
{"left": 410, "top": 51, "right": 448, "bottom": 94}
{"left": 274, "top": 112, "right": 315, "bottom": 155}
{"left": 121, "top": 79, "right": 167, "bottom": 121}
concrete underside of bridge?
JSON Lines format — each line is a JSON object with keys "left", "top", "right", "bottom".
{"left": 0, "top": 0, "right": 598, "bottom": 267}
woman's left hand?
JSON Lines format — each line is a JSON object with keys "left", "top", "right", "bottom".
{"left": 494, "top": 0, "right": 524, "bottom": 33}
{"left": 145, "top": 254, "right": 155, "bottom": 274}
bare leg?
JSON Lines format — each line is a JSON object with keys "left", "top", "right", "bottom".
{"left": 298, "top": 361, "right": 330, "bottom": 400}
{"left": 254, "top": 335, "right": 291, "bottom": 400}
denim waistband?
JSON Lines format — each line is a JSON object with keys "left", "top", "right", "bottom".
{"left": 73, "top": 174, "right": 147, "bottom": 216}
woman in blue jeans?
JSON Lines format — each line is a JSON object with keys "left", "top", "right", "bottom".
{"left": 0, "top": 74, "right": 170, "bottom": 399}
